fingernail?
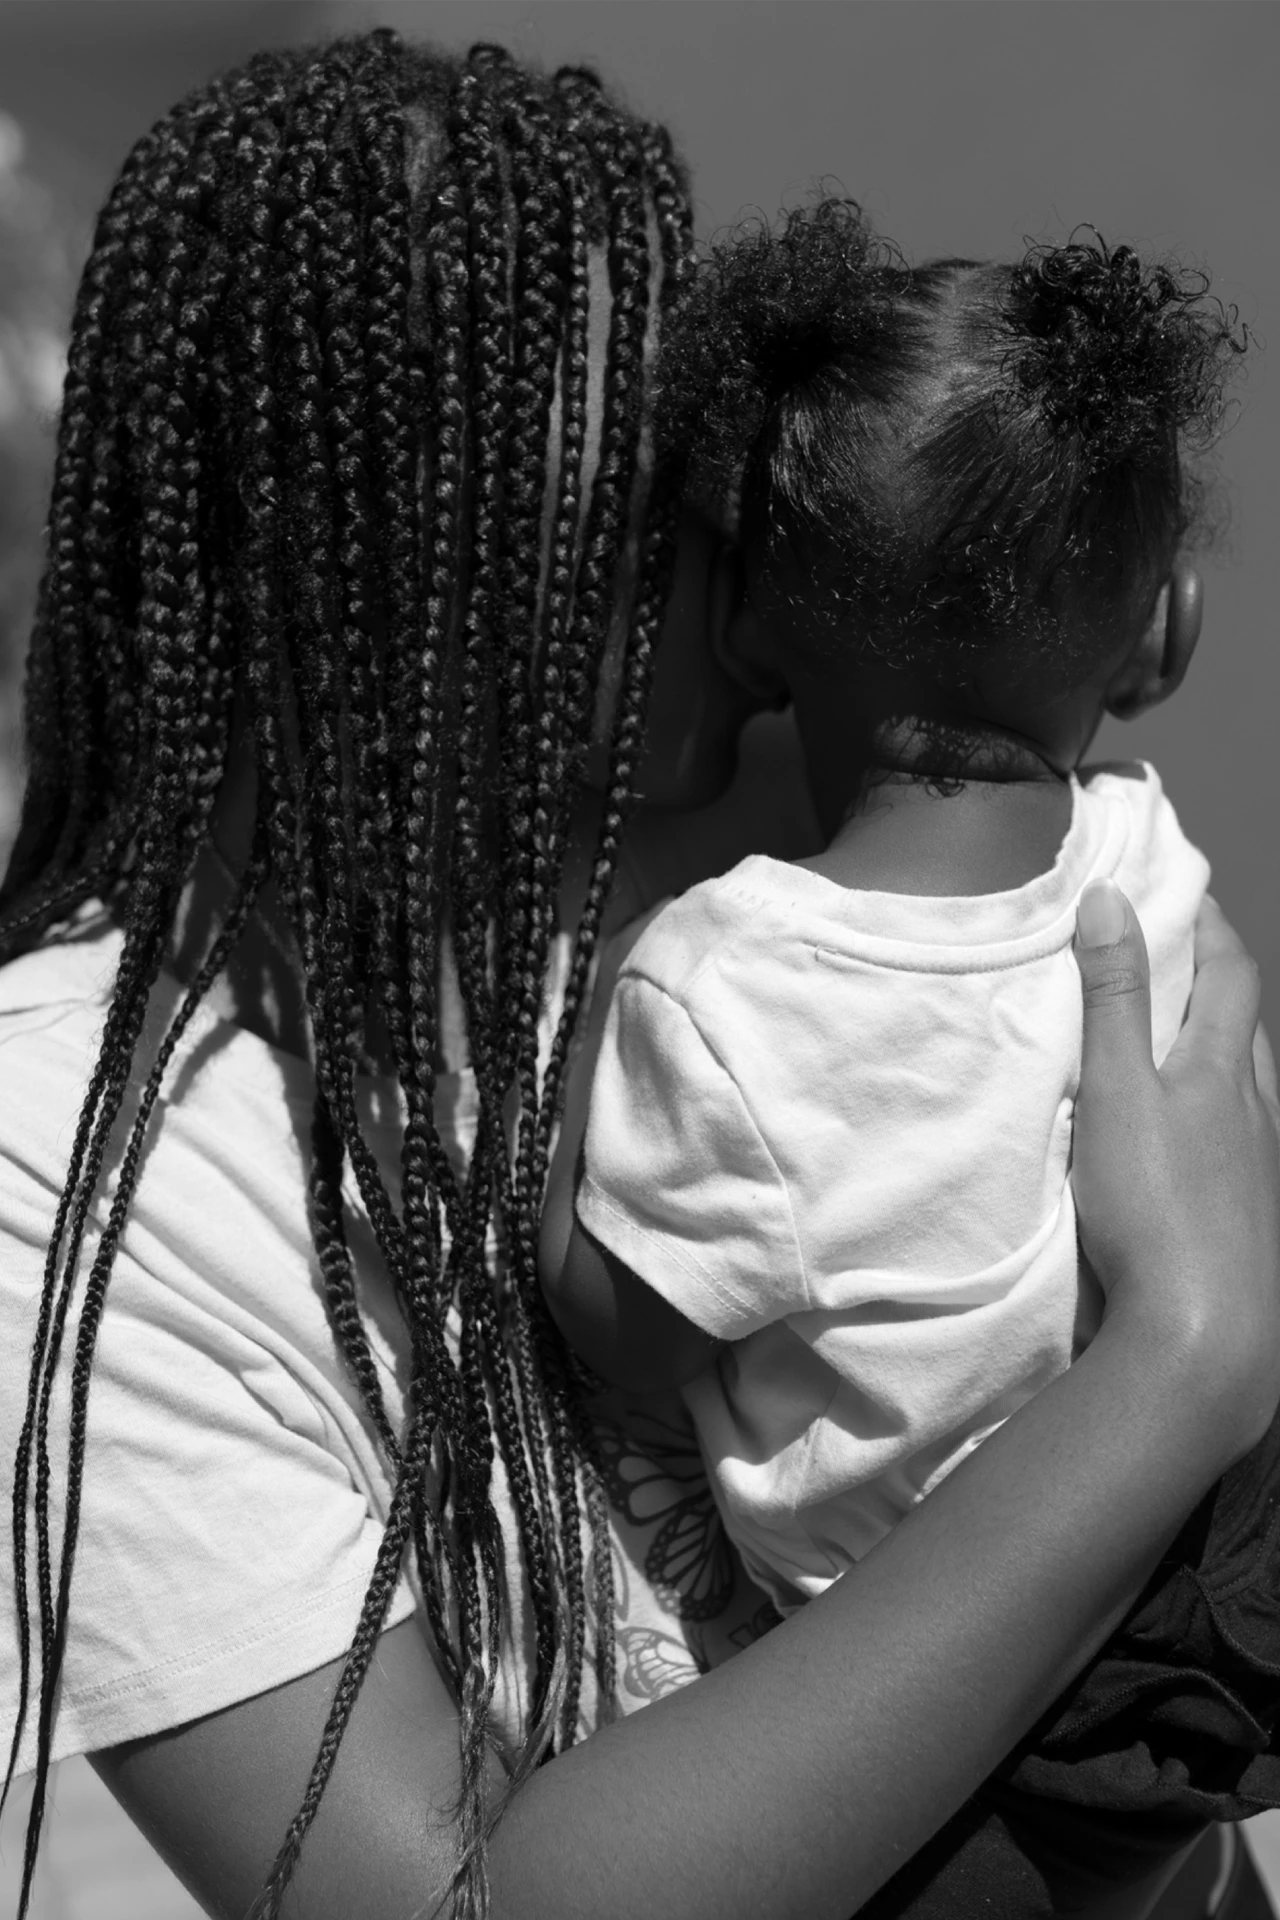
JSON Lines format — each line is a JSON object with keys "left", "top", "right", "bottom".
{"left": 1078, "top": 880, "right": 1126, "bottom": 948}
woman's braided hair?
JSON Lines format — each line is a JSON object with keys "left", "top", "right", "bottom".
{"left": 0, "top": 32, "right": 693, "bottom": 1917}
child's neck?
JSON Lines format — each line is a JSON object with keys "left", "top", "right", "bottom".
{"left": 801, "top": 769, "right": 1074, "bottom": 897}
{"left": 790, "top": 679, "right": 1089, "bottom": 899}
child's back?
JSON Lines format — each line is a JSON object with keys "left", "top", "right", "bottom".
{"left": 578, "top": 759, "right": 1206, "bottom": 1607}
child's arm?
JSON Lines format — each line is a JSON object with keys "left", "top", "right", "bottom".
{"left": 538, "top": 909, "right": 725, "bottom": 1394}
{"left": 545, "top": 1208, "right": 725, "bottom": 1396}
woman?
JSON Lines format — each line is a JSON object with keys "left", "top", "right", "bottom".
{"left": 0, "top": 33, "right": 1277, "bottom": 1920}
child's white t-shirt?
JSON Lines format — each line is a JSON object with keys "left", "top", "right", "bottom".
{"left": 576, "top": 761, "right": 1209, "bottom": 1613}
{"left": 0, "top": 908, "right": 757, "bottom": 1777}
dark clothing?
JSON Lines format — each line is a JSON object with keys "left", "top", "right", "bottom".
{"left": 1149, "top": 1828, "right": 1278, "bottom": 1920}
{"left": 863, "top": 1408, "right": 1280, "bottom": 1915}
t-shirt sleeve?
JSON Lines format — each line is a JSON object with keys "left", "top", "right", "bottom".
{"left": 0, "top": 1247, "right": 418, "bottom": 1774}
{"left": 575, "top": 969, "right": 807, "bottom": 1339}
{"left": 0, "top": 1008, "right": 416, "bottom": 1774}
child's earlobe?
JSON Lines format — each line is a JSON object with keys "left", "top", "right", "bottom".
{"left": 1104, "top": 563, "right": 1202, "bottom": 721}
{"left": 1163, "top": 563, "right": 1204, "bottom": 689}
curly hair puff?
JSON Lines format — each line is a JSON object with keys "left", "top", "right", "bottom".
{"left": 658, "top": 198, "right": 1247, "bottom": 695}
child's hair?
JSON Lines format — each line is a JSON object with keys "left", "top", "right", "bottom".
{"left": 660, "top": 197, "right": 1247, "bottom": 696}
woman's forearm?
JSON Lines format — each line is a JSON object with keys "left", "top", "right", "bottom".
{"left": 487, "top": 1307, "right": 1241, "bottom": 1920}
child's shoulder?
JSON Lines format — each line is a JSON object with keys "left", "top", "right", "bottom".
{"left": 1078, "top": 756, "right": 1208, "bottom": 914}
{"left": 621, "top": 856, "right": 798, "bottom": 1003}
{"left": 1078, "top": 756, "right": 1181, "bottom": 843}
{"left": 1079, "top": 755, "right": 1177, "bottom": 832}
{"left": 1078, "top": 756, "right": 1156, "bottom": 795}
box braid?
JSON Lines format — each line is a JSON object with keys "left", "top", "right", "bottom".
{"left": 517, "top": 100, "right": 697, "bottom": 1730}
{"left": 0, "top": 32, "right": 695, "bottom": 1920}
{"left": 2, "top": 69, "right": 275, "bottom": 1910}
{"left": 470, "top": 60, "right": 595, "bottom": 1733}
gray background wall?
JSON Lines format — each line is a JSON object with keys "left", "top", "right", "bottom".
{"left": 1, "top": 0, "right": 1276, "bottom": 1013}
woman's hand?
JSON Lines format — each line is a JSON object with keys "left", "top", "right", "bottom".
{"left": 1073, "top": 879, "right": 1280, "bottom": 1463}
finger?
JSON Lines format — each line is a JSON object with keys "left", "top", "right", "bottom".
{"left": 1254, "top": 1019, "right": 1279, "bottom": 1128}
{"left": 1193, "top": 893, "right": 1249, "bottom": 973}
{"left": 1170, "top": 895, "right": 1264, "bottom": 1076}
{"left": 1075, "top": 881, "right": 1156, "bottom": 1092}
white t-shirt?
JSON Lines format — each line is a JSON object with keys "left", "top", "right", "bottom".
{"left": 0, "top": 906, "right": 766, "bottom": 1776}
{"left": 577, "top": 761, "right": 1210, "bottom": 1612}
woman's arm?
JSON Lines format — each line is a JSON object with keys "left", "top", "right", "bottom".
{"left": 93, "top": 884, "right": 1280, "bottom": 1920}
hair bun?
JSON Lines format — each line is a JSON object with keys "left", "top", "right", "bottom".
{"left": 657, "top": 197, "right": 893, "bottom": 518}
{"left": 1006, "top": 230, "right": 1246, "bottom": 466}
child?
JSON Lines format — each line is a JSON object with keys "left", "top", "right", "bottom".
{"left": 539, "top": 202, "right": 1247, "bottom": 1615}
{"left": 539, "top": 204, "right": 1280, "bottom": 1907}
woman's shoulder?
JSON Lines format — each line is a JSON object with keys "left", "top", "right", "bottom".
{"left": 0, "top": 902, "right": 334, "bottom": 1383}
{"left": 0, "top": 899, "right": 120, "bottom": 1018}
{"left": 0, "top": 908, "right": 422, "bottom": 1772}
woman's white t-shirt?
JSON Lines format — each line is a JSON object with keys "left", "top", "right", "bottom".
{"left": 0, "top": 905, "right": 765, "bottom": 1774}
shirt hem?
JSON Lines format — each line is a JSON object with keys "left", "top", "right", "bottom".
{"left": 11, "top": 1574, "right": 417, "bottom": 1776}
{"left": 576, "top": 1177, "right": 766, "bottom": 1339}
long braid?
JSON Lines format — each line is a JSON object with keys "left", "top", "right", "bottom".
{"left": 495, "top": 108, "right": 595, "bottom": 1598}
{"left": 0, "top": 106, "right": 207, "bottom": 1753}
{"left": 521, "top": 66, "right": 659, "bottom": 1748}
{"left": 1, "top": 37, "right": 698, "bottom": 1918}
{"left": 6, "top": 89, "right": 238, "bottom": 1858}
{"left": 28, "top": 66, "right": 232, "bottom": 1644}
{"left": 399, "top": 167, "right": 465, "bottom": 1251}
{"left": 17, "top": 829, "right": 270, "bottom": 1912}
{"left": 447, "top": 51, "right": 509, "bottom": 1087}
{"left": 533, "top": 75, "right": 668, "bottom": 1163}
{"left": 436, "top": 91, "right": 554, "bottom": 1731}
{"left": 347, "top": 35, "right": 430, "bottom": 1177}
{"left": 6, "top": 51, "right": 271, "bottom": 1863}
{"left": 301, "top": 47, "right": 416, "bottom": 1456}
{"left": 486, "top": 53, "right": 568, "bottom": 1055}
{"left": 390, "top": 132, "right": 509, "bottom": 1745}
{"left": 492, "top": 82, "right": 604, "bottom": 1727}
{"left": 434, "top": 53, "right": 527, "bottom": 1822}
{"left": 263, "top": 51, "right": 491, "bottom": 1902}
{"left": 447, "top": 53, "right": 577, "bottom": 1748}
{"left": 528, "top": 93, "right": 695, "bottom": 1725}
{"left": 225, "top": 68, "right": 438, "bottom": 1619}
{"left": 266, "top": 64, "right": 483, "bottom": 1882}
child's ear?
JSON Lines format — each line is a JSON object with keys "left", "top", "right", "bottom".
{"left": 1104, "top": 562, "right": 1203, "bottom": 722}
{"left": 710, "top": 549, "right": 791, "bottom": 712}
